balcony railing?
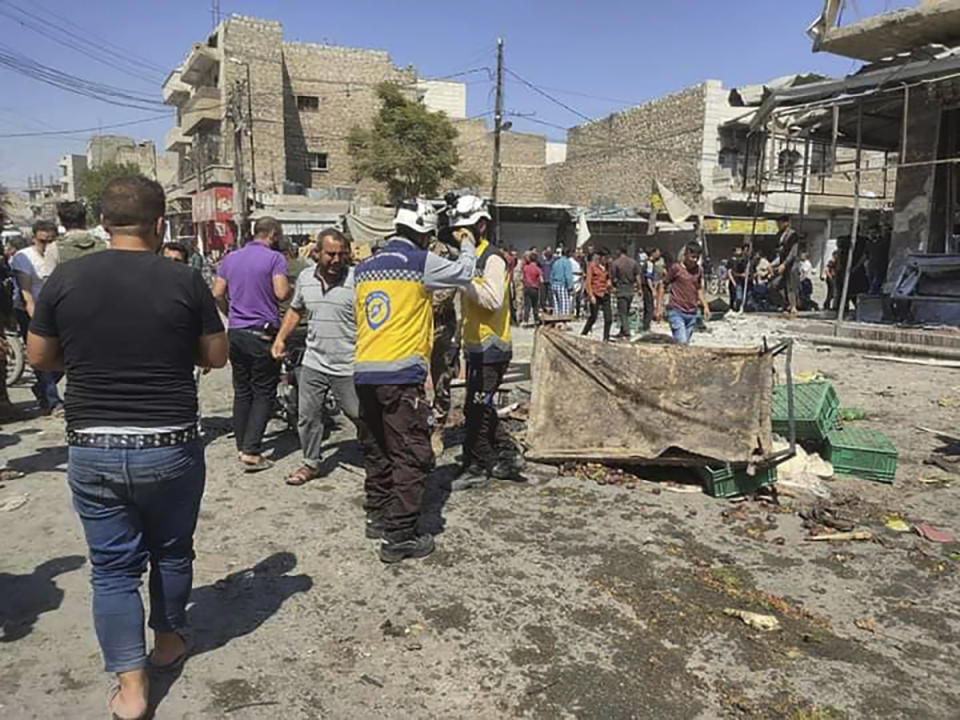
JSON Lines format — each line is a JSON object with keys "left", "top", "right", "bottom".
{"left": 181, "top": 86, "right": 222, "bottom": 136}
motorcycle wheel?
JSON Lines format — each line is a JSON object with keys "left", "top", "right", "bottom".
{"left": 4, "top": 332, "right": 25, "bottom": 387}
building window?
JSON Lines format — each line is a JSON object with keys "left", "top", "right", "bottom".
{"left": 307, "top": 152, "right": 328, "bottom": 171}
{"left": 297, "top": 95, "right": 320, "bottom": 112}
{"left": 778, "top": 148, "right": 801, "bottom": 177}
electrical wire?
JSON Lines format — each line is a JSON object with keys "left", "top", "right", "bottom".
{"left": 0, "top": 115, "right": 169, "bottom": 138}
{"left": 0, "top": 4, "right": 165, "bottom": 85}
{"left": 0, "top": 0, "right": 168, "bottom": 75}
{"left": 0, "top": 44, "right": 168, "bottom": 111}
{"left": 502, "top": 66, "right": 594, "bottom": 123}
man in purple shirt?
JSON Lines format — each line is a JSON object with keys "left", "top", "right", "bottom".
{"left": 213, "top": 217, "right": 290, "bottom": 472}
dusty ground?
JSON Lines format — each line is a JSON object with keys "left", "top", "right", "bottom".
{"left": 1, "top": 315, "right": 959, "bottom": 719}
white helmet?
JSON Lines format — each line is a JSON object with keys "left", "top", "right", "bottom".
{"left": 449, "top": 194, "right": 491, "bottom": 228}
{"left": 394, "top": 199, "right": 438, "bottom": 235}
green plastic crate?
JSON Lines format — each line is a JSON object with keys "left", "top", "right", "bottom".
{"left": 697, "top": 465, "right": 777, "bottom": 498}
{"left": 824, "top": 426, "right": 897, "bottom": 483}
{"left": 771, "top": 381, "right": 839, "bottom": 441}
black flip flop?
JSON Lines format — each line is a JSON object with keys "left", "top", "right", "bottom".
{"left": 241, "top": 457, "right": 274, "bottom": 474}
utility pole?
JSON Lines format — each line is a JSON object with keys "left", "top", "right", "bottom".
{"left": 491, "top": 37, "right": 504, "bottom": 244}
{"left": 229, "top": 80, "right": 248, "bottom": 243}
{"left": 244, "top": 62, "right": 257, "bottom": 205}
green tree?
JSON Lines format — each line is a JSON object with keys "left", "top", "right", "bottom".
{"left": 348, "top": 82, "right": 462, "bottom": 204}
{"left": 77, "top": 162, "right": 143, "bottom": 224}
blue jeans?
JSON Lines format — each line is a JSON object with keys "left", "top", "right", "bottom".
{"left": 667, "top": 309, "right": 698, "bottom": 344}
{"left": 68, "top": 439, "right": 205, "bottom": 672}
{"left": 33, "top": 370, "right": 63, "bottom": 410}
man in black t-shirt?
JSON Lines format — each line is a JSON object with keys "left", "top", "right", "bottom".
{"left": 27, "top": 176, "right": 227, "bottom": 720}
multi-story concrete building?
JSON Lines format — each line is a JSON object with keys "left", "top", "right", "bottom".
{"left": 162, "top": 15, "right": 441, "bottom": 245}
{"left": 160, "top": 14, "right": 557, "bottom": 246}
{"left": 57, "top": 154, "right": 87, "bottom": 202}
{"left": 87, "top": 135, "right": 159, "bottom": 179}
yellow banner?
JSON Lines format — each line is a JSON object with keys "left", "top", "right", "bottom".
{"left": 703, "top": 218, "right": 779, "bottom": 235}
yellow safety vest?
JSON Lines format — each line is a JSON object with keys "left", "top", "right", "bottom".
{"left": 462, "top": 238, "right": 512, "bottom": 364}
{"left": 354, "top": 237, "right": 433, "bottom": 385}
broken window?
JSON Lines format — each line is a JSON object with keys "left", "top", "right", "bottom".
{"left": 207, "top": 33, "right": 218, "bottom": 49}
{"left": 777, "top": 148, "right": 801, "bottom": 177}
{"left": 307, "top": 152, "right": 328, "bottom": 171}
{"left": 297, "top": 95, "right": 320, "bottom": 112}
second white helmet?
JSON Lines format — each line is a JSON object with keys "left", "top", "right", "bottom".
{"left": 395, "top": 199, "right": 438, "bottom": 235}
{"left": 449, "top": 194, "right": 491, "bottom": 228}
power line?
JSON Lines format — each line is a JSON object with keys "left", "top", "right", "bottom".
{"left": 502, "top": 66, "right": 594, "bottom": 123}
{"left": 0, "top": 115, "right": 169, "bottom": 138}
{"left": 1, "top": 0, "right": 168, "bottom": 75}
{"left": 0, "top": 3, "right": 164, "bottom": 85}
{"left": 0, "top": 44, "right": 168, "bottom": 111}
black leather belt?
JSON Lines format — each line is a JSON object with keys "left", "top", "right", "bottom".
{"left": 67, "top": 426, "right": 200, "bottom": 449}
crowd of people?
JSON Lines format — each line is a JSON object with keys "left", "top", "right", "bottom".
{"left": 0, "top": 180, "right": 535, "bottom": 718}
{"left": 1, "top": 183, "right": 841, "bottom": 718}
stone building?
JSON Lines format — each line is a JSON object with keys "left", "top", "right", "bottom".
{"left": 86, "top": 135, "right": 159, "bottom": 178}
{"left": 57, "top": 154, "right": 87, "bottom": 202}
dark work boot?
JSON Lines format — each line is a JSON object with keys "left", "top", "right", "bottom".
{"left": 450, "top": 462, "right": 491, "bottom": 491}
{"left": 379, "top": 530, "right": 435, "bottom": 564}
{"left": 490, "top": 451, "right": 527, "bottom": 482}
{"left": 365, "top": 512, "right": 386, "bottom": 540}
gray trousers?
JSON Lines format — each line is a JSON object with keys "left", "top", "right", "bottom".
{"left": 298, "top": 366, "right": 360, "bottom": 469}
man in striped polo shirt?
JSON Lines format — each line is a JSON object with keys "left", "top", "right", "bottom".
{"left": 271, "top": 228, "right": 358, "bottom": 486}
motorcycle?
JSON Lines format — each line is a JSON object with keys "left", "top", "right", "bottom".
{"left": 276, "top": 329, "right": 341, "bottom": 435}
{"left": 4, "top": 329, "right": 24, "bottom": 387}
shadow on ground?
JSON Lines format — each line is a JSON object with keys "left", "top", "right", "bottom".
{"left": 147, "top": 552, "right": 312, "bottom": 715}
{"left": 0, "top": 555, "right": 85, "bottom": 642}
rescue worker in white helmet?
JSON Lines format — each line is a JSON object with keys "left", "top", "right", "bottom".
{"left": 352, "top": 199, "right": 476, "bottom": 563}
{"left": 448, "top": 195, "right": 524, "bottom": 491}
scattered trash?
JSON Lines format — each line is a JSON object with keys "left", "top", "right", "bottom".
{"left": 805, "top": 531, "right": 874, "bottom": 542}
{"left": 0, "top": 493, "right": 28, "bottom": 512}
{"left": 360, "top": 674, "right": 384, "bottom": 688}
{"left": 793, "top": 370, "right": 825, "bottom": 383}
{"left": 915, "top": 425, "right": 960, "bottom": 443}
{"left": 838, "top": 407, "right": 869, "bottom": 421}
{"left": 883, "top": 515, "right": 911, "bottom": 533}
{"left": 918, "top": 475, "right": 952, "bottom": 485}
{"left": 923, "top": 456, "right": 959, "bottom": 476}
{"left": 800, "top": 506, "right": 854, "bottom": 532}
{"left": 663, "top": 482, "right": 703, "bottom": 494}
{"left": 723, "top": 608, "right": 781, "bottom": 632}
{"left": 937, "top": 397, "right": 960, "bottom": 408}
{"left": 854, "top": 618, "right": 877, "bottom": 633}
{"left": 774, "top": 443, "right": 833, "bottom": 498}
{"left": 771, "top": 536, "right": 786, "bottom": 546}
{"left": 915, "top": 524, "right": 957, "bottom": 544}
{"left": 0, "top": 469, "right": 25, "bottom": 482}
{"left": 496, "top": 402, "right": 521, "bottom": 419}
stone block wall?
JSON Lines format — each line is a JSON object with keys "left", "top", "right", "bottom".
{"left": 453, "top": 118, "right": 547, "bottom": 202}
{"left": 222, "top": 16, "right": 286, "bottom": 194}
{"left": 547, "top": 83, "right": 707, "bottom": 209}
{"left": 280, "top": 43, "right": 416, "bottom": 193}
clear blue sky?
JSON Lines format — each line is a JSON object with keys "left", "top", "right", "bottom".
{"left": 0, "top": 0, "right": 911, "bottom": 190}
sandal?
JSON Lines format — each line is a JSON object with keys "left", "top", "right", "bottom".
{"left": 147, "top": 633, "right": 193, "bottom": 673}
{"left": 241, "top": 457, "right": 274, "bottom": 474}
{"left": 107, "top": 685, "right": 148, "bottom": 720}
{"left": 285, "top": 466, "right": 321, "bottom": 486}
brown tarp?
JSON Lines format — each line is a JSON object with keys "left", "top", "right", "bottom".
{"left": 525, "top": 330, "right": 774, "bottom": 465}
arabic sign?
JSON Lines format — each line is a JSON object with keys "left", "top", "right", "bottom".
{"left": 192, "top": 187, "right": 234, "bottom": 223}
{"left": 703, "top": 217, "right": 780, "bottom": 235}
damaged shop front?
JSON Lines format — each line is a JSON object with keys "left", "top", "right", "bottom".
{"left": 750, "top": 49, "right": 960, "bottom": 325}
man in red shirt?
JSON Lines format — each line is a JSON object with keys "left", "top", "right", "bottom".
{"left": 581, "top": 247, "right": 613, "bottom": 341}
{"left": 521, "top": 251, "right": 542, "bottom": 326}
{"left": 657, "top": 241, "right": 710, "bottom": 344}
